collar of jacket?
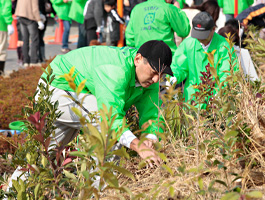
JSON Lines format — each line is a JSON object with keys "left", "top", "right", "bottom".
{"left": 194, "top": 32, "right": 218, "bottom": 52}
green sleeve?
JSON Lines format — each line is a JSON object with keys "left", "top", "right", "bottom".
{"left": 217, "top": 0, "right": 223, "bottom": 8}
{"left": 125, "top": 9, "right": 135, "bottom": 47}
{"left": 93, "top": 64, "right": 131, "bottom": 140}
{"left": 2, "top": 0, "right": 13, "bottom": 25}
{"left": 177, "top": 0, "right": 185, "bottom": 9}
{"left": 134, "top": 83, "right": 164, "bottom": 136}
{"left": 247, "top": 0, "right": 254, "bottom": 6}
{"left": 168, "top": 6, "right": 190, "bottom": 38}
{"left": 171, "top": 42, "right": 189, "bottom": 83}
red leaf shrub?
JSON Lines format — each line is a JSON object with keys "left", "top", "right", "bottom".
{"left": 0, "top": 62, "right": 50, "bottom": 129}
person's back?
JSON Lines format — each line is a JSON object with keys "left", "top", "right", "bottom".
{"left": 217, "top": 0, "right": 254, "bottom": 21}
{"left": 43, "top": 46, "right": 137, "bottom": 94}
{"left": 125, "top": 0, "right": 190, "bottom": 54}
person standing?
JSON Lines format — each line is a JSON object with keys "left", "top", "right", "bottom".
{"left": 38, "top": 0, "right": 48, "bottom": 63}
{"left": 69, "top": 0, "right": 87, "bottom": 48}
{"left": 104, "top": 0, "right": 125, "bottom": 46}
{"left": 15, "top": 0, "right": 44, "bottom": 67}
{"left": 52, "top": 0, "right": 72, "bottom": 53}
{"left": 217, "top": 0, "right": 254, "bottom": 21}
{"left": 125, "top": 0, "right": 190, "bottom": 55}
{"left": 84, "top": 0, "right": 105, "bottom": 46}
{"left": 0, "top": 0, "right": 14, "bottom": 74}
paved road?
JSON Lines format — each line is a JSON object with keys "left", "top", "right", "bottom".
{"left": 5, "top": 18, "right": 79, "bottom": 74}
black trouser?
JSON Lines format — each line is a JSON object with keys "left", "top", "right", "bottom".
{"left": 77, "top": 23, "right": 87, "bottom": 48}
{"left": 19, "top": 17, "right": 39, "bottom": 64}
{"left": 86, "top": 28, "right": 97, "bottom": 46}
{"left": 39, "top": 19, "right": 47, "bottom": 62}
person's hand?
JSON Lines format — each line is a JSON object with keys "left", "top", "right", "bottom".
{"left": 130, "top": 138, "right": 162, "bottom": 168}
{"left": 40, "top": 13, "right": 46, "bottom": 23}
{"left": 63, "top": 0, "right": 68, "bottom": 3}
{"left": 38, "top": 21, "right": 45, "bottom": 30}
{"left": 7, "top": 25, "right": 14, "bottom": 35}
{"left": 124, "top": 0, "right": 130, "bottom": 6}
{"left": 143, "top": 138, "right": 157, "bottom": 149}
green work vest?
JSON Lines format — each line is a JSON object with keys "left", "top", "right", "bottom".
{"left": 171, "top": 33, "right": 238, "bottom": 104}
{"left": 125, "top": 0, "right": 190, "bottom": 54}
{"left": 51, "top": 0, "right": 72, "bottom": 21}
{"left": 217, "top": 0, "right": 254, "bottom": 15}
{"left": 69, "top": 0, "right": 86, "bottom": 24}
{"left": 41, "top": 46, "right": 164, "bottom": 139}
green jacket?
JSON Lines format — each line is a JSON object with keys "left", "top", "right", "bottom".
{"left": 125, "top": 0, "right": 190, "bottom": 54}
{"left": 51, "top": 0, "right": 72, "bottom": 21}
{"left": 217, "top": 0, "right": 254, "bottom": 15}
{"left": 42, "top": 46, "right": 163, "bottom": 139}
{"left": 0, "top": 0, "right": 13, "bottom": 32}
{"left": 176, "top": 0, "right": 185, "bottom": 9}
{"left": 69, "top": 0, "right": 86, "bottom": 24}
{"left": 171, "top": 33, "right": 238, "bottom": 103}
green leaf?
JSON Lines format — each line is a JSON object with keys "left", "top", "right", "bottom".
{"left": 220, "top": 192, "right": 240, "bottom": 200}
{"left": 112, "top": 147, "right": 130, "bottom": 159}
{"left": 198, "top": 177, "right": 203, "bottom": 190}
{"left": 103, "top": 172, "right": 119, "bottom": 188}
{"left": 112, "top": 165, "right": 135, "bottom": 180}
{"left": 63, "top": 169, "right": 77, "bottom": 180}
{"left": 34, "top": 183, "right": 41, "bottom": 199}
{"left": 162, "top": 164, "right": 173, "bottom": 176}
{"left": 12, "top": 179, "right": 20, "bottom": 192}
{"left": 71, "top": 107, "right": 82, "bottom": 118}
{"left": 209, "top": 66, "right": 218, "bottom": 79}
{"left": 69, "top": 151, "right": 87, "bottom": 158}
{"left": 76, "top": 79, "right": 86, "bottom": 95}
{"left": 138, "top": 160, "right": 147, "bottom": 169}
{"left": 158, "top": 153, "right": 167, "bottom": 162}
{"left": 169, "top": 186, "right": 174, "bottom": 197}
{"left": 69, "top": 66, "right": 75, "bottom": 77}
{"left": 246, "top": 191, "right": 263, "bottom": 198}
{"left": 215, "top": 179, "right": 228, "bottom": 188}
{"left": 224, "top": 130, "right": 238, "bottom": 141}
{"left": 82, "top": 171, "right": 90, "bottom": 179}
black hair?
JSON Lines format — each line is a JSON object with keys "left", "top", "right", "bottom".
{"left": 104, "top": 0, "right": 116, "bottom": 6}
{"left": 188, "top": 0, "right": 220, "bottom": 22}
{"left": 218, "top": 25, "right": 240, "bottom": 46}
{"left": 225, "top": 19, "right": 240, "bottom": 31}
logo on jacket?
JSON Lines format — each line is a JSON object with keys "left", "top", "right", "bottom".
{"left": 144, "top": 13, "right": 156, "bottom": 25}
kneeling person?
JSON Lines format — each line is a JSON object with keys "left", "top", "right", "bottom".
{"left": 41, "top": 40, "right": 173, "bottom": 166}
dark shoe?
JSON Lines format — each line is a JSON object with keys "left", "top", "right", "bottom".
{"left": 0, "top": 61, "right": 5, "bottom": 74}
{"left": 61, "top": 48, "right": 71, "bottom": 53}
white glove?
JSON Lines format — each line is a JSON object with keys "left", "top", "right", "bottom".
{"left": 96, "top": 26, "right": 101, "bottom": 33}
{"left": 7, "top": 24, "right": 14, "bottom": 35}
{"left": 38, "top": 21, "right": 45, "bottom": 30}
{"left": 40, "top": 13, "right": 46, "bottom": 23}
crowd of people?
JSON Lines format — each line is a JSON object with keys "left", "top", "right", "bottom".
{"left": 0, "top": 0, "right": 264, "bottom": 74}
{"left": 2, "top": 0, "right": 265, "bottom": 194}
